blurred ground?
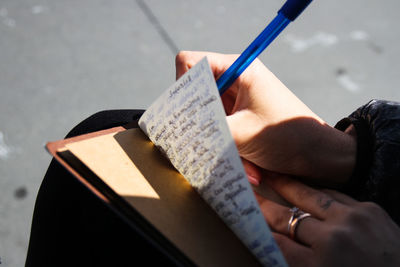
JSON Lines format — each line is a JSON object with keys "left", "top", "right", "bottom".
{"left": 0, "top": 0, "right": 399, "bottom": 266}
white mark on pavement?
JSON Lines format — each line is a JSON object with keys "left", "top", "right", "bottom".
{"left": 285, "top": 32, "right": 338, "bottom": 53}
{"left": 0, "top": 131, "right": 13, "bottom": 160}
{"left": 31, "top": 5, "right": 49, "bottom": 14}
{"left": 0, "top": 7, "right": 16, "bottom": 28}
{"left": 350, "top": 30, "right": 369, "bottom": 41}
{"left": 337, "top": 72, "right": 361, "bottom": 93}
{"left": 3, "top": 18, "right": 15, "bottom": 27}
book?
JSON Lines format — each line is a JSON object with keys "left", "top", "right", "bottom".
{"left": 47, "top": 58, "right": 287, "bottom": 266}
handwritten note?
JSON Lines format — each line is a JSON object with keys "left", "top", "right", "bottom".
{"left": 139, "top": 58, "right": 287, "bottom": 267}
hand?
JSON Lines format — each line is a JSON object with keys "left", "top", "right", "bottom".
{"left": 175, "top": 51, "right": 356, "bottom": 186}
{"left": 256, "top": 173, "right": 400, "bottom": 267}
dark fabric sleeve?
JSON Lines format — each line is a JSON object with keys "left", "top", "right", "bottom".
{"left": 335, "top": 100, "right": 400, "bottom": 224}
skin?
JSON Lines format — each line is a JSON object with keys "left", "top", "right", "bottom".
{"left": 175, "top": 51, "right": 400, "bottom": 266}
{"left": 176, "top": 51, "right": 356, "bottom": 187}
{"left": 258, "top": 173, "right": 400, "bottom": 267}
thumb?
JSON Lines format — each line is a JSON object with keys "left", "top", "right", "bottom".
{"left": 175, "top": 51, "right": 238, "bottom": 80}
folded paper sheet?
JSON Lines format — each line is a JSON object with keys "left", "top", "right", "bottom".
{"left": 139, "top": 58, "right": 287, "bottom": 266}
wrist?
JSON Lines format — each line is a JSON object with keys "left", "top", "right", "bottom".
{"left": 304, "top": 123, "right": 357, "bottom": 187}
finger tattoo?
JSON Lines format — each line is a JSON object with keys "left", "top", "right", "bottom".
{"left": 318, "top": 197, "right": 335, "bottom": 210}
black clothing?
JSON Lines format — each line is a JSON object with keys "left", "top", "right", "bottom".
{"left": 335, "top": 100, "right": 400, "bottom": 224}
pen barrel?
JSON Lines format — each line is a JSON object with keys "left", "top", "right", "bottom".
{"left": 278, "top": 0, "right": 313, "bottom": 21}
{"left": 217, "top": 13, "right": 290, "bottom": 95}
{"left": 217, "top": 0, "right": 313, "bottom": 95}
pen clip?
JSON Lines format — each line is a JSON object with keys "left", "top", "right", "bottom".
{"left": 278, "top": 0, "right": 313, "bottom": 21}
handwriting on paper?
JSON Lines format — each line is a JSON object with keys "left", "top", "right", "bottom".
{"left": 139, "top": 58, "right": 287, "bottom": 267}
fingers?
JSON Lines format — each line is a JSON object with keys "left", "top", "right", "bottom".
{"left": 255, "top": 193, "right": 323, "bottom": 246}
{"left": 242, "top": 158, "right": 261, "bottom": 185}
{"left": 220, "top": 84, "right": 238, "bottom": 115}
{"left": 321, "top": 189, "right": 358, "bottom": 206}
{"left": 266, "top": 173, "right": 345, "bottom": 220}
{"left": 175, "top": 51, "right": 238, "bottom": 80}
{"left": 175, "top": 51, "right": 240, "bottom": 114}
{"left": 273, "top": 233, "right": 314, "bottom": 267}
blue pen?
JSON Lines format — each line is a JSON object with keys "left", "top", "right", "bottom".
{"left": 217, "top": 0, "right": 313, "bottom": 95}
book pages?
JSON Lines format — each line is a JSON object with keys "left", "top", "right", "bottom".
{"left": 139, "top": 58, "right": 287, "bottom": 266}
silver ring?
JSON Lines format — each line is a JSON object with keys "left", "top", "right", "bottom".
{"left": 288, "top": 207, "right": 312, "bottom": 240}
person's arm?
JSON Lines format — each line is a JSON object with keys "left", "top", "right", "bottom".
{"left": 335, "top": 100, "right": 400, "bottom": 224}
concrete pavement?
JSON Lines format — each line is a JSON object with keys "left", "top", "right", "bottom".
{"left": 0, "top": 0, "right": 399, "bottom": 266}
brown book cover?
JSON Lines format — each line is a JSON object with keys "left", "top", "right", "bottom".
{"left": 46, "top": 124, "right": 261, "bottom": 266}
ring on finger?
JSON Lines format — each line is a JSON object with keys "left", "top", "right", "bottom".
{"left": 288, "top": 207, "right": 312, "bottom": 240}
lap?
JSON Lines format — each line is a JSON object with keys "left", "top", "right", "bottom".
{"left": 25, "top": 110, "right": 181, "bottom": 266}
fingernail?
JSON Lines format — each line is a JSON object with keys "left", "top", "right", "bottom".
{"left": 248, "top": 175, "right": 260, "bottom": 186}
